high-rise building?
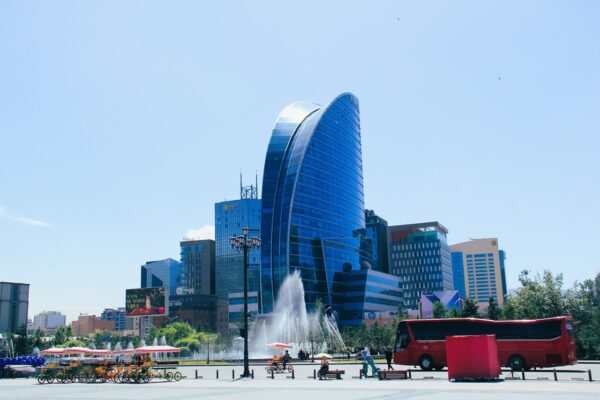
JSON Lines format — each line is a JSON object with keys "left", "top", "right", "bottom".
{"left": 332, "top": 267, "right": 403, "bottom": 326}
{"left": 71, "top": 314, "right": 115, "bottom": 336}
{"left": 100, "top": 308, "right": 126, "bottom": 332}
{"left": 179, "top": 239, "right": 215, "bottom": 296}
{"left": 0, "top": 282, "right": 29, "bottom": 333}
{"left": 451, "top": 252, "right": 467, "bottom": 299}
{"left": 388, "top": 222, "right": 454, "bottom": 311}
{"left": 365, "top": 209, "right": 389, "bottom": 273}
{"left": 451, "top": 238, "right": 507, "bottom": 306}
{"left": 215, "top": 179, "right": 261, "bottom": 302}
{"left": 140, "top": 258, "right": 181, "bottom": 296}
{"left": 32, "top": 311, "right": 66, "bottom": 333}
{"left": 260, "top": 93, "right": 368, "bottom": 314}
{"left": 420, "top": 290, "right": 461, "bottom": 318}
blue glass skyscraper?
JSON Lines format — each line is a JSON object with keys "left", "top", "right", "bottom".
{"left": 260, "top": 93, "right": 368, "bottom": 313}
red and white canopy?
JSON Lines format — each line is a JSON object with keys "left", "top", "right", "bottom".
{"left": 40, "top": 347, "right": 65, "bottom": 355}
{"left": 267, "top": 342, "right": 293, "bottom": 349}
{"left": 132, "top": 345, "right": 181, "bottom": 354}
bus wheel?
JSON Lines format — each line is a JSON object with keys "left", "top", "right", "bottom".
{"left": 508, "top": 355, "right": 526, "bottom": 371}
{"left": 434, "top": 365, "right": 444, "bottom": 371}
{"left": 419, "top": 355, "right": 434, "bottom": 371}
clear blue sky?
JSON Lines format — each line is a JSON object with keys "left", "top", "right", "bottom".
{"left": 1, "top": 1, "right": 598, "bottom": 322}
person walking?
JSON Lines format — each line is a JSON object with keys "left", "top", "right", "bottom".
{"left": 385, "top": 348, "right": 394, "bottom": 370}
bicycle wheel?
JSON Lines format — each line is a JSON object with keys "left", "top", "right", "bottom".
{"left": 37, "top": 375, "right": 45, "bottom": 384}
{"left": 166, "top": 371, "right": 173, "bottom": 381}
{"left": 173, "top": 372, "right": 182, "bottom": 381}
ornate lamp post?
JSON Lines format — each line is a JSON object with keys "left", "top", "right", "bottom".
{"left": 230, "top": 226, "right": 261, "bottom": 378}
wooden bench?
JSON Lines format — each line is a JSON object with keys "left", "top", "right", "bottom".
{"left": 377, "top": 370, "right": 409, "bottom": 380}
{"left": 321, "top": 369, "right": 345, "bottom": 380}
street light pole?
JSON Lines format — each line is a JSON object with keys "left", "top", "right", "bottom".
{"left": 230, "top": 226, "right": 261, "bottom": 378}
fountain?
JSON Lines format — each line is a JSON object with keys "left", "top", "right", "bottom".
{"left": 248, "top": 271, "right": 347, "bottom": 356}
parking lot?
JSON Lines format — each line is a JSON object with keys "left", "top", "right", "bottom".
{"left": 1, "top": 362, "right": 599, "bottom": 400}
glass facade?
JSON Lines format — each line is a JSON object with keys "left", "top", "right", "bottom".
{"left": 215, "top": 198, "right": 262, "bottom": 301}
{"left": 388, "top": 222, "right": 454, "bottom": 310}
{"left": 100, "top": 308, "right": 126, "bottom": 331}
{"left": 180, "top": 239, "right": 215, "bottom": 296}
{"left": 365, "top": 209, "right": 389, "bottom": 273}
{"left": 451, "top": 251, "right": 467, "bottom": 299}
{"left": 261, "top": 93, "right": 368, "bottom": 313}
{"left": 332, "top": 269, "right": 403, "bottom": 326}
{"left": 140, "top": 258, "right": 181, "bottom": 296}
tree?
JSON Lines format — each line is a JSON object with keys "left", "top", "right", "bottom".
{"left": 53, "top": 325, "right": 67, "bottom": 346}
{"left": 432, "top": 301, "right": 448, "bottom": 319}
{"left": 486, "top": 297, "right": 500, "bottom": 320}
{"left": 461, "top": 298, "right": 479, "bottom": 318}
{"left": 501, "top": 295, "right": 516, "bottom": 320}
{"left": 448, "top": 306, "right": 461, "bottom": 318}
{"left": 513, "top": 270, "right": 566, "bottom": 319}
{"left": 13, "top": 324, "right": 30, "bottom": 355}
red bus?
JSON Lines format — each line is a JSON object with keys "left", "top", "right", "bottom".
{"left": 393, "top": 316, "right": 576, "bottom": 371}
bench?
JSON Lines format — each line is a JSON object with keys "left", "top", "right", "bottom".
{"left": 377, "top": 370, "right": 408, "bottom": 380}
{"left": 321, "top": 369, "right": 345, "bottom": 380}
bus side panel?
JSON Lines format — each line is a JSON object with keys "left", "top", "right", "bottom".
{"left": 497, "top": 337, "right": 572, "bottom": 368}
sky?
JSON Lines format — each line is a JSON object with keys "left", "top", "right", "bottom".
{"left": 1, "top": 1, "right": 599, "bottom": 323}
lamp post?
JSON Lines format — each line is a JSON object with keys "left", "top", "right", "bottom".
{"left": 230, "top": 226, "right": 261, "bottom": 378}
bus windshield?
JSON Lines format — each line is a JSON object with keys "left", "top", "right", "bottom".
{"left": 395, "top": 321, "right": 411, "bottom": 351}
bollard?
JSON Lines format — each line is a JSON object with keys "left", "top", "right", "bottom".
{"left": 251, "top": 369, "right": 254, "bottom": 379}
{"left": 511, "top": 370, "right": 514, "bottom": 378}
{"left": 553, "top": 369, "right": 557, "bottom": 381}
{"left": 216, "top": 370, "right": 219, "bottom": 379}
{"left": 271, "top": 369, "right": 275, "bottom": 379}
{"left": 521, "top": 369, "right": 525, "bottom": 380}
{"left": 589, "top": 369, "right": 593, "bottom": 382}
{"left": 314, "top": 369, "right": 317, "bottom": 380}
{"left": 232, "top": 369, "right": 235, "bottom": 379}
{"left": 408, "top": 370, "right": 412, "bottom": 379}
{"left": 359, "top": 369, "right": 362, "bottom": 379}
{"left": 292, "top": 369, "right": 295, "bottom": 379}
{"left": 195, "top": 370, "right": 198, "bottom": 379}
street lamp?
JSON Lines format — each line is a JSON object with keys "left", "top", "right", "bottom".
{"left": 230, "top": 226, "right": 261, "bottom": 378}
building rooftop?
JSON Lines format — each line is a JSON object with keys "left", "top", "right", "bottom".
{"left": 388, "top": 221, "right": 448, "bottom": 235}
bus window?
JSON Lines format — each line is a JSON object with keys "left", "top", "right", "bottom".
{"left": 395, "top": 321, "right": 411, "bottom": 351}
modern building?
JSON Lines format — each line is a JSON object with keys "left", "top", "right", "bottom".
{"left": 71, "top": 314, "right": 115, "bottom": 336}
{"left": 179, "top": 239, "right": 215, "bottom": 296}
{"left": 420, "top": 290, "right": 461, "bottom": 318}
{"left": 451, "top": 252, "right": 467, "bottom": 299}
{"left": 215, "top": 179, "right": 261, "bottom": 301}
{"left": 228, "top": 291, "right": 259, "bottom": 329}
{"left": 100, "top": 308, "right": 126, "bottom": 332}
{"left": 32, "top": 311, "right": 66, "bottom": 333}
{"left": 451, "top": 238, "right": 507, "bottom": 306}
{"left": 260, "top": 93, "right": 369, "bottom": 314}
{"left": 365, "top": 209, "right": 389, "bottom": 273}
{"left": 168, "top": 294, "right": 217, "bottom": 331}
{"left": 388, "top": 222, "right": 454, "bottom": 311}
{"left": 0, "top": 282, "right": 29, "bottom": 333}
{"left": 332, "top": 267, "right": 403, "bottom": 327}
{"left": 140, "top": 258, "right": 181, "bottom": 296}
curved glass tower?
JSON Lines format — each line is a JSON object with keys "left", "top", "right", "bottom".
{"left": 260, "top": 93, "right": 368, "bottom": 313}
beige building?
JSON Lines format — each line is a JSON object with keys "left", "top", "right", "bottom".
{"left": 451, "top": 238, "right": 507, "bottom": 307}
{"left": 71, "top": 314, "right": 115, "bottom": 336}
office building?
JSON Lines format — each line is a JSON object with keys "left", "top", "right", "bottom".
{"left": 261, "top": 93, "right": 369, "bottom": 314}
{"left": 388, "top": 222, "right": 454, "bottom": 311}
{"left": 0, "top": 282, "right": 29, "bottom": 333}
{"left": 365, "top": 209, "right": 389, "bottom": 273}
{"left": 228, "top": 291, "right": 259, "bottom": 328}
{"left": 451, "top": 252, "right": 467, "bottom": 299}
{"left": 140, "top": 258, "right": 181, "bottom": 296}
{"left": 332, "top": 267, "right": 403, "bottom": 327}
{"left": 32, "top": 311, "right": 66, "bottom": 333}
{"left": 168, "top": 294, "right": 217, "bottom": 331}
{"left": 179, "top": 239, "right": 215, "bottom": 296}
{"left": 215, "top": 180, "right": 261, "bottom": 301}
{"left": 451, "top": 238, "right": 507, "bottom": 306}
{"left": 420, "top": 290, "right": 461, "bottom": 318}
{"left": 72, "top": 314, "right": 114, "bottom": 336}
{"left": 100, "top": 308, "right": 126, "bottom": 332}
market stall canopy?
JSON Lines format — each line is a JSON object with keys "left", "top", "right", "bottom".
{"left": 40, "top": 347, "right": 65, "bottom": 355}
{"left": 133, "top": 345, "right": 181, "bottom": 354}
{"left": 267, "top": 342, "right": 293, "bottom": 349}
{"left": 61, "top": 347, "right": 93, "bottom": 355}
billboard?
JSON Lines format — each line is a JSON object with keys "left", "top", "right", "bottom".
{"left": 125, "top": 287, "right": 167, "bottom": 317}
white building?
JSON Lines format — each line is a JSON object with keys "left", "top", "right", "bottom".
{"left": 32, "top": 311, "right": 66, "bottom": 333}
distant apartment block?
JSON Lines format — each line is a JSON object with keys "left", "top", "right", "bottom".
{"left": 32, "top": 311, "right": 66, "bottom": 333}
{"left": 72, "top": 314, "right": 115, "bottom": 336}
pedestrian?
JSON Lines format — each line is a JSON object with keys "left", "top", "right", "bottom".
{"left": 282, "top": 350, "right": 292, "bottom": 370}
{"left": 318, "top": 356, "right": 329, "bottom": 379}
{"left": 385, "top": 348, "right": 394, "bottom": 370}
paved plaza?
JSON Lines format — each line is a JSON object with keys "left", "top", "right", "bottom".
{"left": 1, "top": 363, "right": 599, "bottom": 400}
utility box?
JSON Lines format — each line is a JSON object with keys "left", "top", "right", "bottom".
{"left": 446, "top": 335, "right": 500, "bottom": 381}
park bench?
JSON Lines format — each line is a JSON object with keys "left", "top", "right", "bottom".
{"left": 321, "top": 369, "right": 345, "bottom": 380}
{"left": 377, "top": 369, "right": 409, "bottom": 380}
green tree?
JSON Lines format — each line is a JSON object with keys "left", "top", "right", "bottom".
{"left": 13, "top": 324, "right": 30, "bottom": 355}
{"left": 486, "top": 297, "right": 500, "bottom": 320}
{"left": 432, "top": 301, "right": 448, "bottom": 318}
{"left": 174, "top": 337, "right": 201, "bottom": 352}
{"left": 513, "top": 270, "right": 566, "bottom": 319}
{"left": 53, "top": 325, "right": 67, "bottom": 346}
{"left": 461, "top": 298, "right": 479, "bottom": 318}
{"left": 501, "top": 295, "right": 516, "bottom": 320}
{"left": 567, "top": 273, "right": 600, "bottom": 359}
{"left": 448, "top": 307, "right": 461, "bottom": 318}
